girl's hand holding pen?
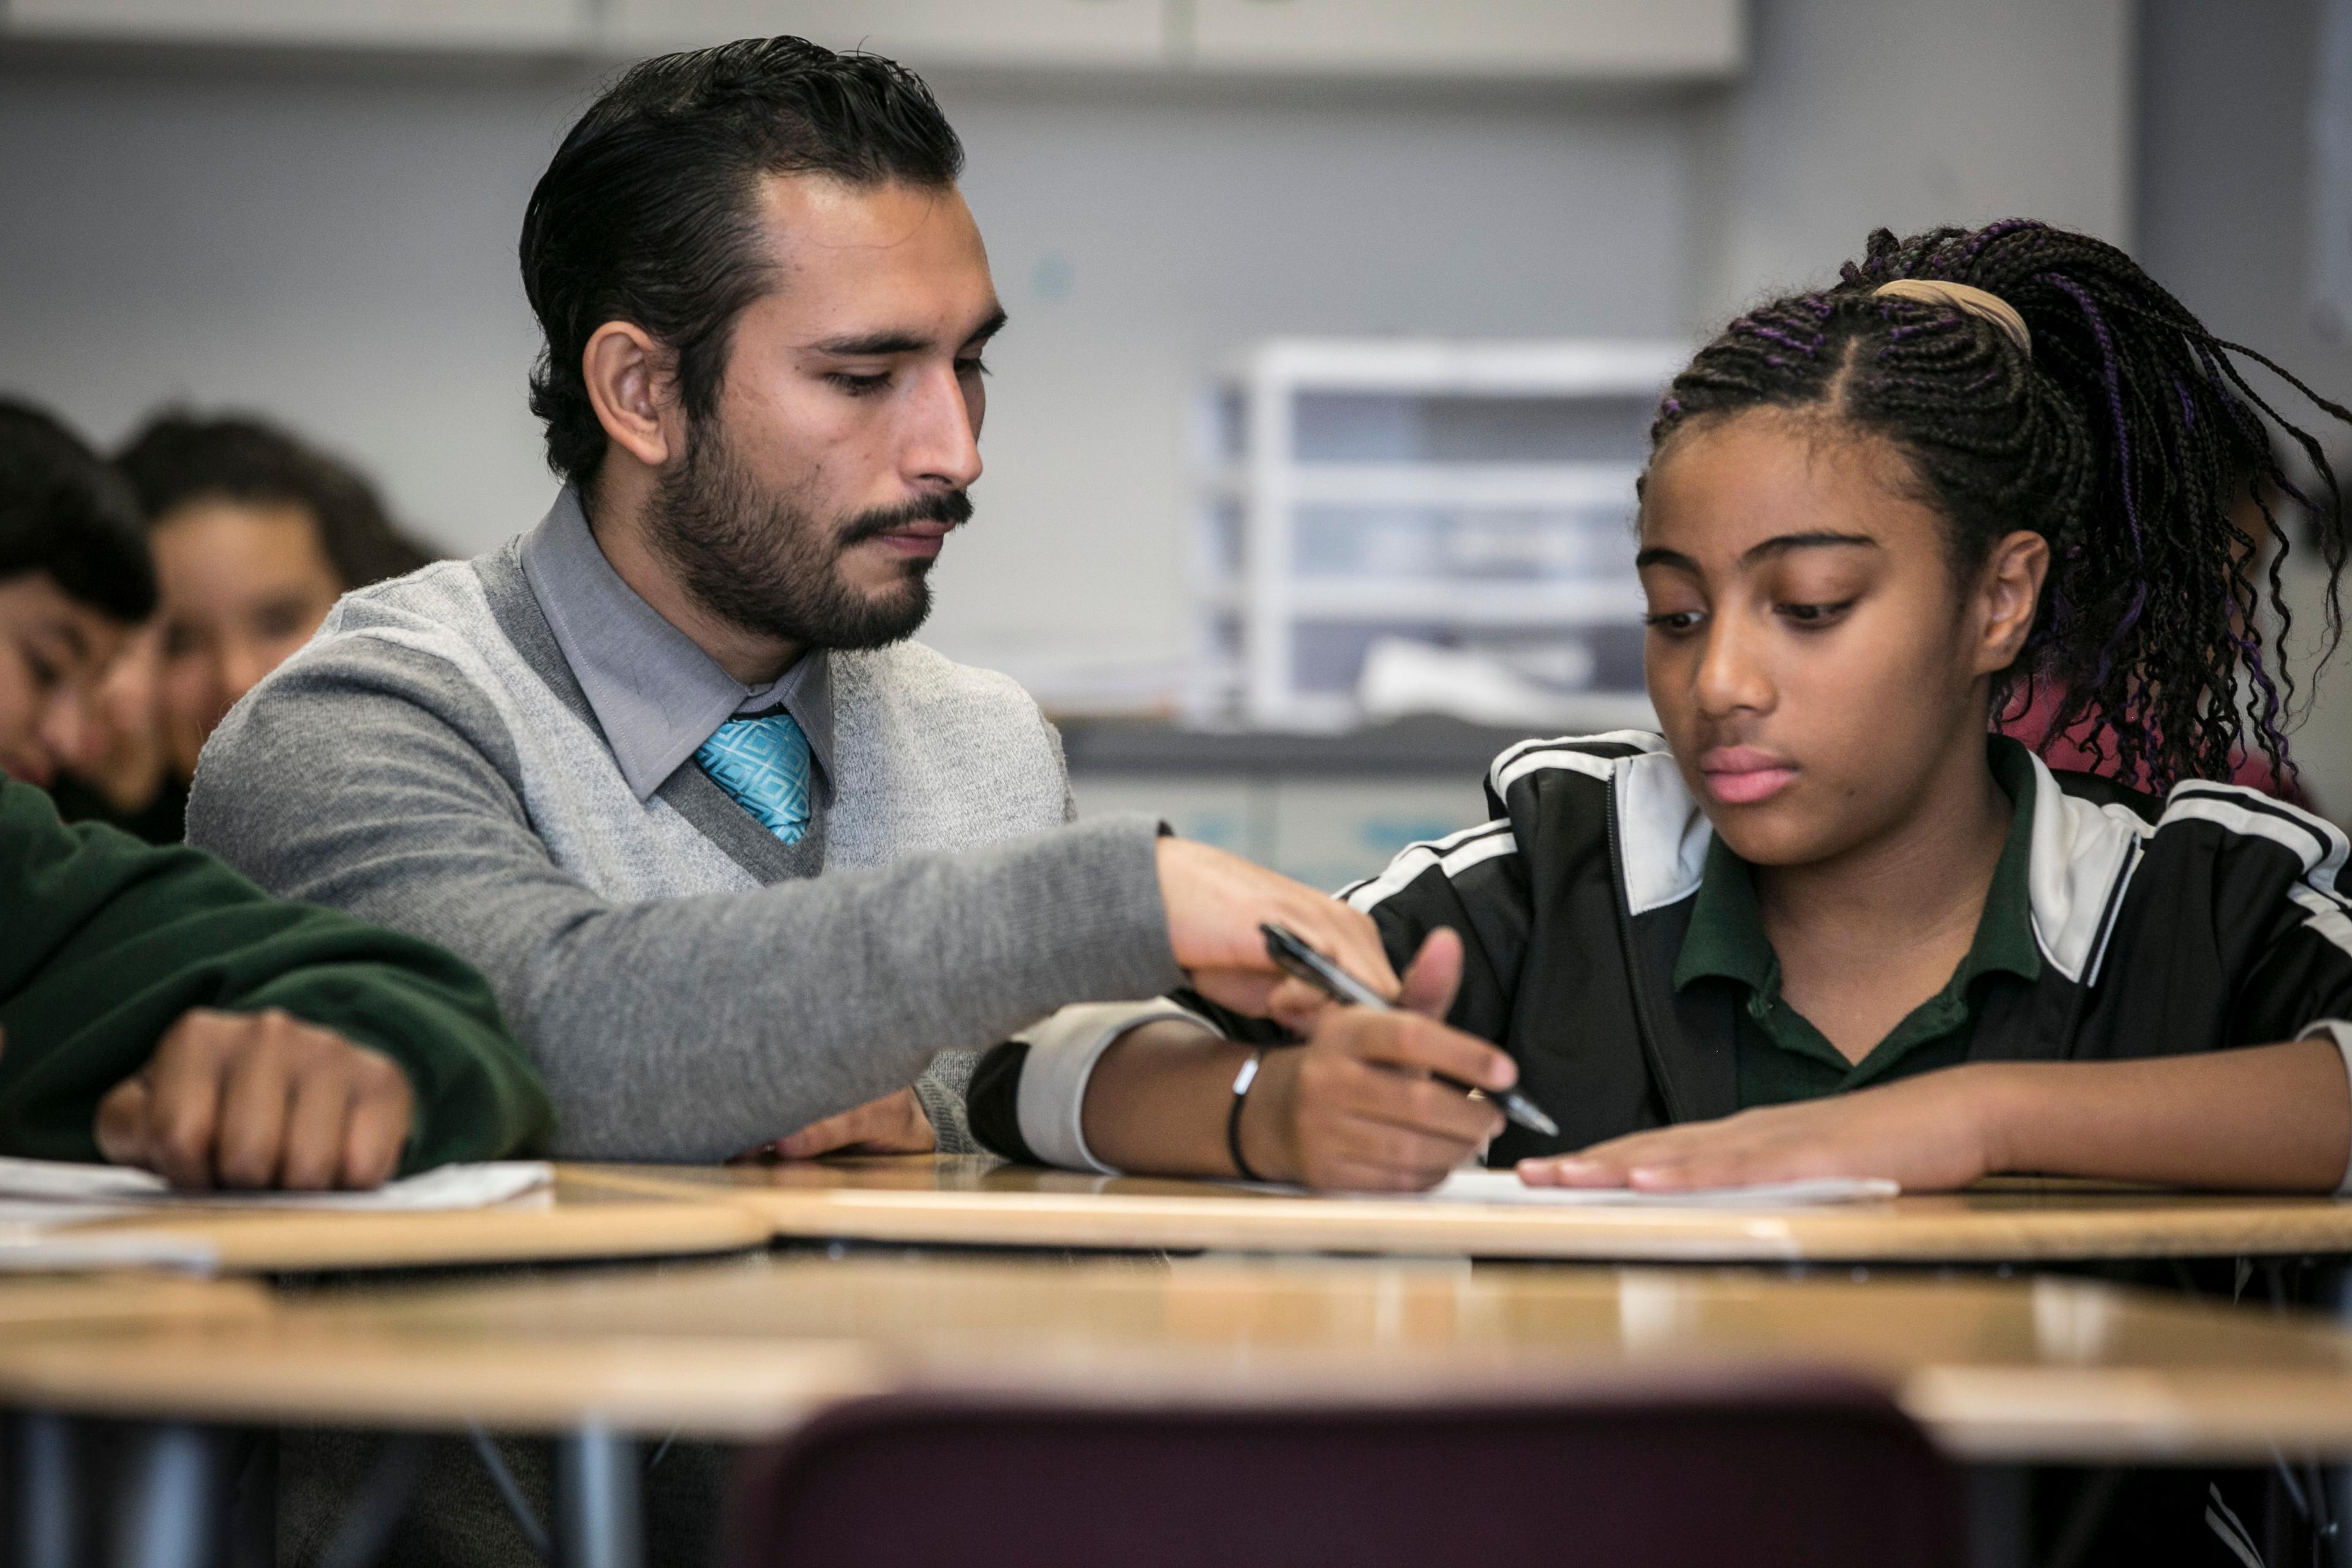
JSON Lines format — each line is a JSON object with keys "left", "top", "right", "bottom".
{"left": 1238, "top": 929, "right": 1519, "bottom": 1192}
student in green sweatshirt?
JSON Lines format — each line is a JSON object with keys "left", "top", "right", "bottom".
{"left": 1, "top": 398, "right": 551, "bottom": 1187}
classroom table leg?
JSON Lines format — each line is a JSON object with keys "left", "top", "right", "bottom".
{"left": 2330, "top": 1447, "right": 2352, "bottom": 1568}
{"left": 315, "top": 1434, "right": 426, "bottom": 1568}
{"left": 15, "top": 1411, "right": 78, "bottom": 1568}
{"left": 1966, "top": 1464, "right": 2030, "bottom": 1568}
{"left": 112, "top": 1422, "right": 228, "bottom": 1568}
{"left": 2326, "top": 1264, "right": 2352, "bottom": 1568}
{"left": 552, "top": 1424, "right": 642, "bottom": 1568}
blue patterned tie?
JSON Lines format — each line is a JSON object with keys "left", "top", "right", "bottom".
{"left": 695, "top": 710, "right": 813, "bottom": 843}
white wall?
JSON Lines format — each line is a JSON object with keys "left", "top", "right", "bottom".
{"left": 2136, "top": 0, "right": 2352, "bottom": 809}
{"left": 0, "top": 0, "right": 2144, "bottom": 706}
{"left": 1696, "top": 0, "right": 2134, "bottom": 318}
{"left": 0, "top": 58, "right": 575, "bottom": 548}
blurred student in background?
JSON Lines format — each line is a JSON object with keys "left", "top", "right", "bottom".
{"left": 97, "top": 413, "right": 436, "bottom": 818}
{"left": 43, "top": 620, "right": 181, "bottom": 841}
{"left": 1, "top": 398, "right": 551, "bottom": 1186}
{"left": 0, "top": 399, "right": 153, "bottom": 791}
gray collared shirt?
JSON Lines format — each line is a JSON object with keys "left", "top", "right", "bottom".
{"left": 519, "top": 487, "right": 835, "bottom": 804}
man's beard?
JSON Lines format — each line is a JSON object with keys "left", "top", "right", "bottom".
{"left": 646, "top": 420, "right": 971, "bottom": 652}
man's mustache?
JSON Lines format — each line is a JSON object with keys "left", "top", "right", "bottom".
{"left": 838, "top": 490, "right": 974, "bottom": 547}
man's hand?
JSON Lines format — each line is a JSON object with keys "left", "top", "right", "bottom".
{"left": 1517, "top": 1067, "right": 1998, "bottom": 1194}
{"left": 94, "top": 1008, "right": 415, "bottom": 1191}
{"left": 1242, "top": 930, "right": 1515, "bottom": 1191}
{"left": 762, "top": 1088, "right": 938, "bottom": 1161}
{"left": 1155, "top": 837, "right": 1398, "bottom": 1015}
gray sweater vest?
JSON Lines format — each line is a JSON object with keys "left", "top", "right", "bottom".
{"left": 190, "top": 542, "right": 1176, "bottom": 1160}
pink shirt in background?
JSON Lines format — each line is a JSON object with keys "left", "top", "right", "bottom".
{"left": 1998, "top": 684, "right": 2309, "bottom": 807}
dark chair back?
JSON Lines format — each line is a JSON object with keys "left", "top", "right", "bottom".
{"left": 725, "top": 1373, "right": 1963, "bottom": 1568}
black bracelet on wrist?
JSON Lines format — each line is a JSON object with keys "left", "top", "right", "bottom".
{"left": 1226, "top": 1048, "right": 1267, "bottom": 1183}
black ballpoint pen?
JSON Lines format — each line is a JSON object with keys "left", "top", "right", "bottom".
{"left": 1259, "top": 921, "right": 1560, "bottom": 1138}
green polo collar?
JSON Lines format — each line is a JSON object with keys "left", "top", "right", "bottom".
{"left": 1673, "top": 735, "right": 2045, "bottom": 1003}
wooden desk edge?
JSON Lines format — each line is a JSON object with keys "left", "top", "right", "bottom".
{"left": 568, "top": 1168, "right": 2352, "bottom": 1262}
{"left": 7, "top": 1323, "right": 2350, "bottom": 1462}
{"left": 56, "top": 1199, "right": 771, "bottom": 1274}
{"left": 0, "top": 1331, "right": 891, "bottom": 1438}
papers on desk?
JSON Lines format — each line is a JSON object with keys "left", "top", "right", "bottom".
{"left": 0, "top": 1159, "right": 557, "bottom": 1273}
{"left": 1409, "top": 1170, "right": 1898, "bottom": 1207}
{"left": 0, "top": 1157, "right": 553, "bottom": 1212}
{"left": 1216, "top": 1169, "right": 1901, "bottom": 1207}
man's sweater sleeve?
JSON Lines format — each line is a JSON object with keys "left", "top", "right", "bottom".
{"left": 0, "top": 778, "right": 552, "bottom": 1172}
{"left": 187, "top": 638, "right": 1185, "bottom": 1163}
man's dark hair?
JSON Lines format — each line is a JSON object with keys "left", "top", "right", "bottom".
{"left": 0, "top": 398, "right": 155, "bottom": 622}
{"left": 520, "top": 37, "right": 966, "bottom": 493}
{"left": 116, "top": 412, "right": 435, "bottom": 589}
{"left": 1647, "top": 219, "right": 2352, "bottom": 793}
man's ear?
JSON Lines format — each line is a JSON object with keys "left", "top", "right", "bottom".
{"left": 1974, "top": 529, "right": 2051, "bottom": 676}
{"left": 581, "top": 321, "right": 680, "bottom": 470}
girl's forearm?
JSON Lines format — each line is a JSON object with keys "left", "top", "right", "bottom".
{"left": 1972, "top": 1036, "right": 2351, "bottom": 1191}
{"left": 1081, "top": 1019, "right": 1261, "bottom": 1178}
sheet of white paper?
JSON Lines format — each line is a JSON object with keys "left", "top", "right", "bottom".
{"left": 1406, "top": 1170, "right": 1899, "bottom": 1208}
{"left": 0, "top": 1157, "right": 553, "bottom": 1213}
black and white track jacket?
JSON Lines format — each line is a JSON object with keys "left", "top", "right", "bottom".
{"left": 969, "top": 731, "right": 2352, "bottom": 1174}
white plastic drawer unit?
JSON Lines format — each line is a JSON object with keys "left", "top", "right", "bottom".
{"left": 1193, "top": 339, "right": 1684, "bottom": 733}
{"left": 1071, "top": 773, "right": 1487, "bottom": 894}
{"left": 1063, "top": 717, "right": 1521, "bottom": 894}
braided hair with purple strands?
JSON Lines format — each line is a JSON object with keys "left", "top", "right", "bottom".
{"left": 1647, "top": 220, "right": 2351, "bottom": 794}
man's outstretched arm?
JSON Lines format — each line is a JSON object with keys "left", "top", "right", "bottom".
{"left": 189, "top": 637, "right": 1390, "bottom": 1164}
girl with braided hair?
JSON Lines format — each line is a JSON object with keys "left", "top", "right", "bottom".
{"left": 970, "top": 219, "right": 2352, "bottom": 1198}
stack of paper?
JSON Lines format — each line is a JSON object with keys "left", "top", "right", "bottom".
{"left": 0, "top": 1158, "right": 556, "bottom": 1272}
{"left": 0, "top": 1157, "right": 552, "bottom": 1212}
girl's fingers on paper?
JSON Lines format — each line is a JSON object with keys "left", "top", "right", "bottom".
{"left": 1518, "top": 1153, "right": 1632, "bottom": 1188}
{"left": 1524, "top": 1095, "right": 1925, "bottom": 1193}
{"left": 1528, "top": 1124, "right": 1769, "bottom": 1190}
{"left": 1623, "top": 1150, "right": 1754, "bottom": 1191}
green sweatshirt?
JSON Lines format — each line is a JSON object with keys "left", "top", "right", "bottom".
{"left": 1, "top": 776, "right": 553, "bottom": 1173}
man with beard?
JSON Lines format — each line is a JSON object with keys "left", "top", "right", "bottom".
{"left": 186, "top": 36, "right": 1392, "bottom": 1179}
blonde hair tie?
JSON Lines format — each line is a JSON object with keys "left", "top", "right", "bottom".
{"left": 1872, "top": 278, "right": 2032, "bottom": 358}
